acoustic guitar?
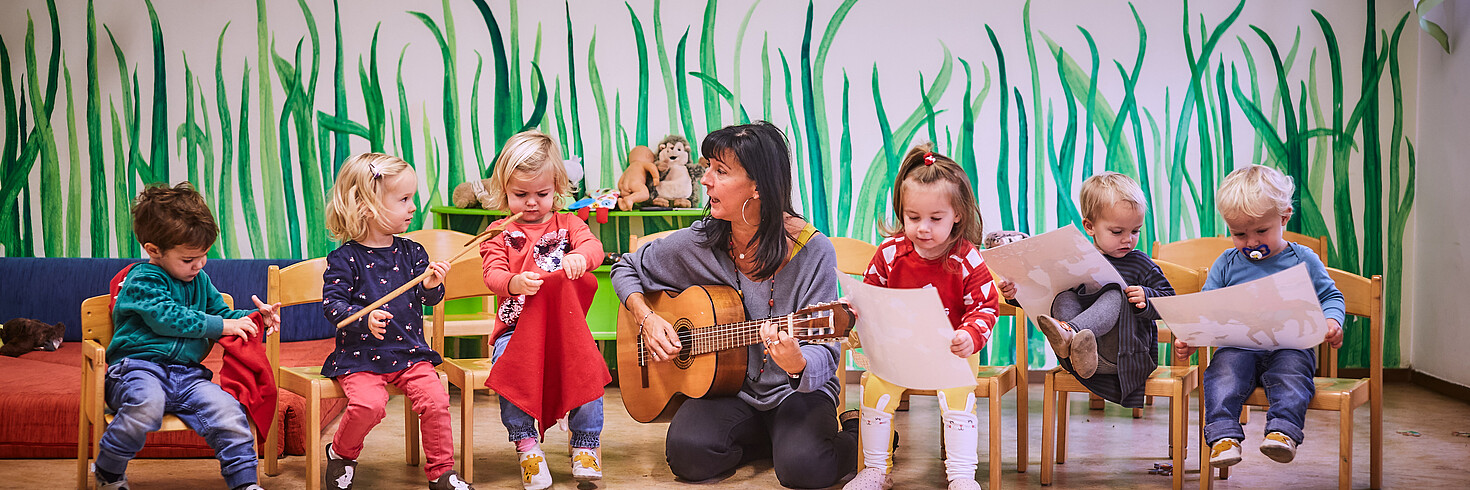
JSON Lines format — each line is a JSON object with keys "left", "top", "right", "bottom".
{"left": 616, "top": 285, "right": 854, "bottom": 423}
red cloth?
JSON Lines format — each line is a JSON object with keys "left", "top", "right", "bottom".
{"left": 485, "top": 270, "right": 610, "bottom": 439}
{"left": 217, "top": 314, "right": 277, "bottom": 446}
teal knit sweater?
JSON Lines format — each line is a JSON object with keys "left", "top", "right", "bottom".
{"left": 107, "top": 263, "right": 253, "bottom": 366}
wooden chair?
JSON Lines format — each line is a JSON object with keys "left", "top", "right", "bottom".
{"left": 629, "top": 229, "right": 678, "bottom": 250}
{"left": 263, "top": 258, "right": 447, "bottom": 490}
{"left": 76, "top": 293, "right": 268, "bottom": 489}
{"left": 828, "top": 236, "right": 878, "bottom": 412}
{"left": 1040, "top": 259, "right": 1204, "bottom": 489}
{"left": 431, "top": 255, "right": 502, "bottom": 482}
{"left": 1152, "top": 233, "right": 1329, "bottom": 271}
{"left": 401, "top": 229, "right": 497, "bottom": 345}
{"left": 1200, "top": 268, "right": 1382, "bottom": 490}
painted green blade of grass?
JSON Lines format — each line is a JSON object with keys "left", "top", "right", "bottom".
{"left": 522, "top": 62, "right": 549, "bottom": 131}
{"left": 364, "top": 25, "right": 386, "bottom": 151}
{"left": 255, "top": 0, "right": 286, "bottom": 257}
{"left": 852, "top": 50, "right": 954, "bottom": 239}
{"left": 470, "top": 0, "right": 514, "bottom": 152}
{"left": 238, "top": 62, "right": 264, "bottom": 258}
{"left": 1078, "top": 26, "right": 1099, "bottom": 176}
{"left": 109, "top": 103, "right": 134, "bottom": 256}
{"left": 564, "top": 2, "right": 586, "bottom": 181}
{"left": 214, "top": 23, "right": 239, "bottom": 258}
{"left": 330, "top": 0, "right": 349, "bottom": 169}
{"left": 271, "top": 42, "right": 306, "bottom": 256}
{"left": 1022, "top": 0, "right": 1044, "bottom": 231}
{"left": 552, "top": 78, "right": 568, "bottom": 156}
{"left": 698, "top": 0, "right": 721, "bottom": 133}
{"left": 731, "top": 0, "right": 761, "bottom": 119}
{"left": 588, "top": 30, "right": 614, "bottom": 189}
{"left": 985, "top": 25, "right": 1013, "bottom": 231}
{"left": 957, "top": 58, "right": 990, "bottom": 206}
{"left": 396, "top": 45, "right": 414, "bottom": 165}
{"left": 690, "top": 72, "right": 750, "bottom": 124}
{"left": 1385, "top": 13, "right": 1411, "bottom": 367}
{"left": 63, "top": 59, "right": 81, "bottom": 256}
{"left": 626, "top": 2, "right": 649, "bottom": 145}
{"left": 470, "top": 51, "right": 485, "bottom": 170}
{"left": 652, "top": 0, "right": 679, "bottom": 137}
{"left": 920, "top": 73, "right": 937, "bottom": 149}
{"left": 24, "top": 12, "right": 63, "bottom": 257}
{"left": 85, "top": 0, "right": 108, "bottom": 256}
{"left": 1214, "top": 60, "right": 1234, "bottom": 177}
{"left": 868, "top": 63, "right": 895, "bottom": 236}
{"left": 780, "top": 50, "right": 809, "bottom": 215}
{"left": 674, "top": 29, "right": 697, "bottom": 161}
{"left": 1041, "top": 33, "right": 1135, "bottom": 177}
{"left": 410, "top": 10, "right": 464, "bottom": 192}
{"left": 1051, "top": 48, "right": 1080, "bottom": 228}
{"left": 195, "top": 81, "right": 222, "bottom": 258}
{"left": 145, "top": 0, "right": 168, "bottom": 185}
{"left": 1014, "top": 89, "right": 1030, "bottom": 235}
{"left": 836, "top": 70, "right": 852, "bottom": 236}
{"left": 180, "top": 58, "right": 199, "bottom": 193}
{"left": 809, "top": 0, "right": 860, "bottom": 221}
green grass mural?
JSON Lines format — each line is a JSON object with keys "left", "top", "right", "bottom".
{"left": 0, "top": 0, "right": 1419, "bottom": 369}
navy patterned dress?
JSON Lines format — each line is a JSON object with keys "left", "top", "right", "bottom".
{"left": 321, "top": 236, "right": 444, "bottom": 377}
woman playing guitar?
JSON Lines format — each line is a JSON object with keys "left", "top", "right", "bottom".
{"left": 610, "top": 121, "right": 859, "bottom": 488}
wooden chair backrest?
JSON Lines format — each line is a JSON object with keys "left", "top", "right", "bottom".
{"left": 402, "top": 228, "right": 478, "bottom": 263}
{"left": 632, "top": 229, "right": 679, "bottom": 251}
{"left": 266, "top": 258, "right": 327, "bottom": 368}
{"left": 1152, "top": 236, "right": 1232, "bottom": 271}
{"left": 1285, "top": 232, "right": 1330, "bottom": 263}
{"left": 829, "top": 237, "right": 876, "bottom": 277}
{"left": 442, "top": 256, "right": 495, "bottom": 302}
{"left": 81, "top": 293, "right": 235, "bottom": 348}
{"left": 1152, "top": 259, "right": 1203, "bottom": 362}
{"left": 1323, "top": 267, "right": 1383, "bottom": 379}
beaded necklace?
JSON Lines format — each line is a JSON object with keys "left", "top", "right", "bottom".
{"left": 731, "top": 238, "right": 778, "bottom": 378}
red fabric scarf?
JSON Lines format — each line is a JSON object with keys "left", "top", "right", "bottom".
{"left": 486, "top": 270, "right": 611, "bottom": 439}
{"left": 107, "top": 264, "right": 278, "bottom": 444}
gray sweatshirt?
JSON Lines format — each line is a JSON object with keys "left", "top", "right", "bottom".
{"left": 610, "top": 219, "right": 842, "bottom": 410}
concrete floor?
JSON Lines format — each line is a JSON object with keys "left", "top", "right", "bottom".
{"left": 17, "top": 381, "right": 1470, "bottom": 489}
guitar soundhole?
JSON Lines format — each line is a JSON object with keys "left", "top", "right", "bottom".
{"left": 672, "top": 318, "right": 695, "bottom": 369}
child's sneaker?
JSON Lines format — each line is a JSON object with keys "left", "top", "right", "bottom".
{"left": 517, "top": 447, "right": 553, "bottom": 490}
{"left": 1209, "top": 438, "right": 1243, "bottom": 468}
{"left": 843, "top": 467, "right": 892, "bottom": 490}
{"left": 1069, "top": 328, "right": 1099, "bottom": 379}
{"left": 571, "top": 447, "right": 603, "bottom": 480}
{"left": 429, "top": 470, "right": 475, "bottom": 490}
{"left": 1036, "top": 315, "right": 1076, "bottom": 357}
{"left": 94, "top": 473, "right": 129, "bottom": 490}
{"left": 948, "top": 478, "right": 983, "bottom": 490}
{"left": 1259, "top": 432, "right": 1298, "bottom": 463}
{"left": 231, "top": 485, "right": 265, "bottom": 490}
{"left": 325, "top": 443, "right": 358, "bottom": 490}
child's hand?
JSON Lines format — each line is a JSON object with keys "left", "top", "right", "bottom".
{"left": 510, "top": 271, "right": 544, "bottom": 295}
{"left": 366, "top": 309, "right": 392, "bottom": 340}
{"left": 1172, "top": 339, "right": 1197, "bottom": 358}
{"left": 1324, "top": 319, "right": 1344, "bottom": 349}
{"left": 950, "top": 330, "right": 977, "bottom": 358}
{"left": 251, "top": 294, "right": 281, "bottom": 337}
{"left": 222, "top": 317, "right": 259, "bottom": 340}
{"left": 421, "top": 261, "right": 451, "bottom": 289}
{"left": 1125, "top": 285, "right": 1148, "bottom": 309}
{"left": 998, "top": 279, "right": 1017, "bottom": 300}
{"left": 563, "top": 253, "right": 588, "bottom": 280}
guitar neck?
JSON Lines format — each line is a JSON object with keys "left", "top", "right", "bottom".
{"left": 684, "top": 318, "right": 779, "bottom": 357}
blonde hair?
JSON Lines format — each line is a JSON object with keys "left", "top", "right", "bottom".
{"left": 880, "top": 143, "right": 986, "bottom": 250}
{"left": 1216, "top": 164, "right": 1294, "bottom": 220}
{"left": 487, "top": 130, "right": 571, "bottom": 210}
{"left": 325, "top": 152, "right": 415, "bottom": 243}
{"left": 1079, "top": 171, "right": 1148, "bottom": 221}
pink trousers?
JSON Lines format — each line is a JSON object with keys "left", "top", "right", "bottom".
{"left": 332, "top": 361, "right": 454, "bottom": 480}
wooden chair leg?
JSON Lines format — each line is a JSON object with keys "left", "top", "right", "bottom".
{"left": 988, "top": 381, "right": 1002, "bottom": 490}
{"left": 1172, "top": 385, "right": 1185, "bottom": 490}
{"left": 1133, "top": 407, "right": 1143, "bottom": 419}
{"left": 1089, "top": 393, "right": 1105, "bottom": 410}
{"left": 1200, "top": 391, "right": 1212, "bottom": 490}
{"left": 1017, "top": 373, "right": 1029, "bottom": 474}
{"left": 308, "top": 388, "right": 323, "bottom": 490}
{"left": 1056, "top": 390, "right": 1070, "bottom": 465}
{"left": 1146, "top": 394, "right": 1155, "bottom": 406}
{"left": 1041, "top": 375, "right": 1055, "bottom": 486}
{"left": 76, "top": 410, "right": 89, "bottom": 490}
{"left": 1371, "top": 393, "right": 1382, "bottom": 489}
{"left": 462, "top": 386, "right": 475, "bottom": 483}
{"left": 1339, "top": 403, "right": 1353, "bottom": 490}
{"left": 264, "top": 406, "right": 281, "bottom": 476}
{"left": 406, "top": 396, "right": 421, "bottom": 466}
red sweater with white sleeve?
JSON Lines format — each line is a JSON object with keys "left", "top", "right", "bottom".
{"left": 862, "top": 234, "right": 999, "bottom": 350}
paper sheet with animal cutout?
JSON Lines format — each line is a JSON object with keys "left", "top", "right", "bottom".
{"left": 837, "top": 273, "right": 976, "bottom": 390}
{"left": 1150, "top": 263, "right": 1328, "bottom": 350}
{"left": 977, "top": 225, "right": 1125, "bottom": 326}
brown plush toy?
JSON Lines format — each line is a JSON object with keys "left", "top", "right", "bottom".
{"left": 0, "top": 318, "right": 65, "bottom": 357}
{"left": 651, "top": 135, "right": 695, "bottom": 208}
{"left": 617, "top": 145, "right": 660, "bottom": 211}
{"left": 451, "top": 177, "right": 498, "bottom": 209}
{"left": 983, "top": 230, "right": 1030, "bottom": 249}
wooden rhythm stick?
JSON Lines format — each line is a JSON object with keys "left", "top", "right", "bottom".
{"left": 335, "top": 213, "right": 522, "bottom": 328}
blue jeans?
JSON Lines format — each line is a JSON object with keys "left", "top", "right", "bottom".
{"left": 98, "top": 358, "right": 258, "bottom": 488}
{"left": 1202, "top": 347, "right": 1316, "bottom": 446}
{"left": 492, "top": 332, "right": 604, "bottom": 447}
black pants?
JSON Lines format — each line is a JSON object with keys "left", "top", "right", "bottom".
{"left": 665, "top": 391, "right": 858, "bottom": 488}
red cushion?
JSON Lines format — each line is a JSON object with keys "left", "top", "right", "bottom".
{"left": 0, "top": 340, "right": 346, "bottom": 458}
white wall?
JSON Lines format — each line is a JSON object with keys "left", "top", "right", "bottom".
{"left": 1412, "top": 2, "right": 1470, "bottom": 387}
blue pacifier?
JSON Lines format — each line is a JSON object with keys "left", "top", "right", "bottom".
{"left": 1242, "top": 244, "right": 1271, "bottom": 261}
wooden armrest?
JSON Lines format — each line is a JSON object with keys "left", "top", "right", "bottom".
{"left": 82, "top": 339, "right": 107, "bottom": 366}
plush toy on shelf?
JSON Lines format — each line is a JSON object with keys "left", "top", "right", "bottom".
{"left": 651, "top": 135, "right": 696, "bottom": 208}
{"left": 452, "top": 157, "right": 585, "bottom": 209}
{"left": 616, "top": 146, "right": 660, "bottom": 211}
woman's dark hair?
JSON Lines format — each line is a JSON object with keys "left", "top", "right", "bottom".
{"left": 697, "top": 121, "right": 802, "bottom": 281}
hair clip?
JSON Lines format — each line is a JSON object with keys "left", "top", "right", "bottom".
{"left": 923, "top": 152, "right": 937, "bottom": 165}
{"left": 368, "top": 162, "right": 383, "bottom": 179}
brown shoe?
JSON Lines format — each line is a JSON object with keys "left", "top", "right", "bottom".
{"left": 1036, "top": 315, "right": 1075, "bottom": 357}
{"left": 1070, "top": 329, "right": 1098, "bottom": 378}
